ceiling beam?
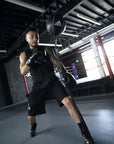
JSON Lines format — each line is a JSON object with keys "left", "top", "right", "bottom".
{"left": 57, "top": 0, "right": 85, "bottom": 17}
{"left": 4, "top": 0, "right": 46, "bottom": 13}
{"left": 3, "top": 0, "right": 84, "bottom": 59}
{"left": 59, "top": 23, "right": 114, "bottom": 55}
{"left": 88, "top": 0, "right": 109, "bottom": 15}
{"left": 39, "top": 0, "right": 85, "bottom": 36}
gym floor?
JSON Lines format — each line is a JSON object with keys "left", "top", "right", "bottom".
{"left": 0, "top": 94, "right": 114, "bottom": 144}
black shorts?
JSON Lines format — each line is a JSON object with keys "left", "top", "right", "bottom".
{"left": 28, "top": 77, "right": 68, "bottom": 116}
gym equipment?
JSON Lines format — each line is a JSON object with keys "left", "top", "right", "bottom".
{"left": 46, "top": 14, "right": 66, "bottom": 37}
{"left": 30, "top": 122, "right": 37, "bottom": 137}
{"left": 46, "top": 13, "right": 95, "bottom": 144}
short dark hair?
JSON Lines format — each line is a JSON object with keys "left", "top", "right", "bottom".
{"left": 26, "top": 26, "right": 39, "bottom": 35}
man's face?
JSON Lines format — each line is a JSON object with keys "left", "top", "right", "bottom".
{"left": 25, "top": 31, "right": 39, "bottom": 49}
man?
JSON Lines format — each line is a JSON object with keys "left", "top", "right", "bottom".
{"left": 19, "top": 27, "right": 95, "bottom": 144}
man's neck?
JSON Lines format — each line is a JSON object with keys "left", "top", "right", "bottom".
{"left": 30, "top": 46, "right": 38, "bottom": 52}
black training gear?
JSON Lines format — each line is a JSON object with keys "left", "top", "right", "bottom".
{"left": 26, "top": 48, "right": 46, "bottom": 67}
{"left": 78, "top": 123, "right": 95, "bottom": 144}
{"left": 25, "top": 47, "right": 54, "bottom": 85}
{"left": 30, "top": 122, "right": 37, "bottom": 137}
{"left": 63, "top": 72, "right": 77, "bottom": 94}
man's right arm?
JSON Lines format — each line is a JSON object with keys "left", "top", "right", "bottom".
{"left": 19, "top": 52, "right": 31, "bottom": 76}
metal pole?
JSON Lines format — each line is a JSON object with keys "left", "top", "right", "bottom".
{"left": 90, "top": 37, "right": 105, "bottom": 78}
{"left": 97, "top": 36, "right": 114, "bottom": 78}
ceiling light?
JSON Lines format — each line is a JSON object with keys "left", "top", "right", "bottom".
{"left": 61, "top": 32, "right": 79, "bottom": 37}
{"left": 77, "top": 13, "right": 101, "bottom": 26}
{"left": 5, "top": 0, "right": 46, "bottom": 13}
{"left": 59, "top": 23, "right": 114, "bottom": 55}
{"left": 39, "top": 43, "right": 62, "bottom": 47}
{"left": 0, "top": 50, "right": 7, "bottom": 53}
{"left": 58, "top": 48, "right": 70, "bottom": 55}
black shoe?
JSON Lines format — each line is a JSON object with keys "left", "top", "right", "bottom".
{"left": 82, "top": 134, "right": 95, "bottom": 144}
{"left": 30, "top": 130, "right": 36, "bottom": 137}
{"left": 30, "top": 122, "right": 37, "bottom": 137}
{"left": 78, "top": 122, "right": 95, "bottom": 144}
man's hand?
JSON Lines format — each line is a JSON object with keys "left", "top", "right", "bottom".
{"left": 63, "top": 72, "right": 77, "bottom": 95}
{"left": 63, "top": 72, "right": 77, "bottom": 85}
{"left": 26, "top": 49, "right": 45, "bottom": 67}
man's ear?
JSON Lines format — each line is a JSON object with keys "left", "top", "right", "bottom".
{"left": 25, "top": 36, "right": 27, "bottom": 42}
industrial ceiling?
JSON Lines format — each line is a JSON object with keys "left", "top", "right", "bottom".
{"left": 0, "top": 0, "right": 114, "bottom": 61}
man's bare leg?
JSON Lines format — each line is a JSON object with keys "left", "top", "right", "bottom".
{"left": 62, "top": 96, "right": 81, "bottom": 123}
{"left": 62, "top": 96, "right": 95, "bottom": 144}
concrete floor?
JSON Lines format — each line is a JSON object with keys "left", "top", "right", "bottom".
{"left": 0, "top": 95, "right": 114, "bottom": 144}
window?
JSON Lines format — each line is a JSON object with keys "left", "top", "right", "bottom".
{"left": 81, "top": 49, "right": 101, "bottom": 80}
{"left": 80, "top": 39, "right": 114, "bottom": 82}
{"left": 98, "top": 39, "right": 114, "bottom": 75}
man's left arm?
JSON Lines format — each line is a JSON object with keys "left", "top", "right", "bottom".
{"left": 45, "top": 47, "right": 77, "bottom": 85}
{"left": 45, "top": 47, "right": 66, "bottom": 75}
